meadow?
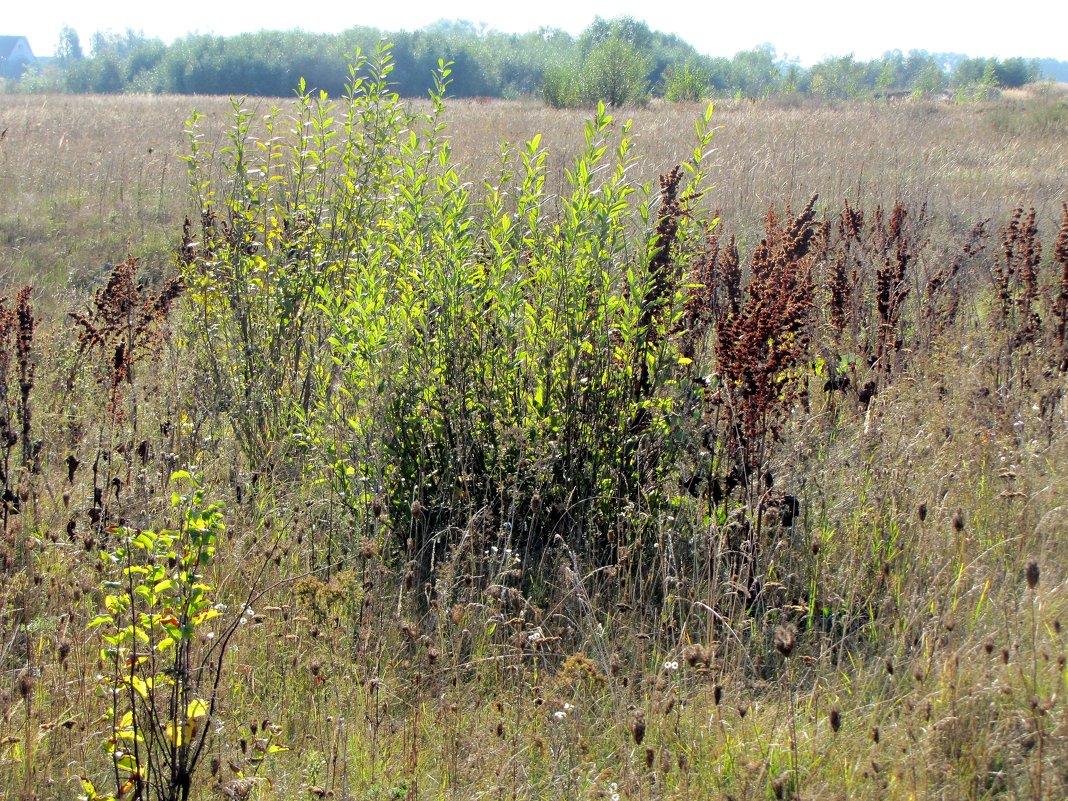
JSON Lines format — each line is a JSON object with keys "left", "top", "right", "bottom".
{"left": 1, "top": 62, "right": 1067, "bottom": 801}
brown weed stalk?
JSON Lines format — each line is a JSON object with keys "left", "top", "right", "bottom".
{"left": 0, "top": 288, "right": 35, "bottom": 524}
{"left": 873, "top": 202, "right": 927, "bottom": 381}
{"left": 69, "top": 258, "right": 183, "bottom": 531}
{"left": 69, "top": 257, "right": 184, "bottom": 422}
{"left": 0, "top": 288, "right": 35, "bottom": 527}
{"left": 1051, "top": 203, "right": 1068, "bottom": 371}
{"left": 827, "top": 200, "right": 865, "bottom": 336}
{"left": 677, "top": 221, "right": 740, "bottom": 362}
{"left": 713, "top": 195, "right": 817, "bottom": 479}
{"left": 992, "top": 207, "right": 1043, "bottom": 338}
{"left": 635, "top": 166, "right": 688, "bottom": 399}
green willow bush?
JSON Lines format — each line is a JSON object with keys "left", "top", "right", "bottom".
{"left": 180, "top": 44, "right": 719, "bottom": 591}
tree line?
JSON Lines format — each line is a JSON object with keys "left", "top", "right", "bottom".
{"left": 4, "top": 17, "right": 1056, "bottom": 104}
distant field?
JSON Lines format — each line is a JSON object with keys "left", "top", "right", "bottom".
{"left": 2, "top": 90, "right": 1067, "bottom": 306}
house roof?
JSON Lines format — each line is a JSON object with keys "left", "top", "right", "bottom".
{"left": 0, "top": 36, "right": 32, "bottom": 60}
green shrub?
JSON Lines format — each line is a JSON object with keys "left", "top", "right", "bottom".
{"left": 181, "top": 44, "right": 717, "bottom": 586}
{"left": 663, "top": 61, "right": 712, "bottom": 102}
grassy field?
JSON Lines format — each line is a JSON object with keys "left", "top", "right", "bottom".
{"left": 1, "top": 76, "right": 1067, "bottom": 801}
{"left": 3, "top": 88, "right": 1067, "bottom": 304}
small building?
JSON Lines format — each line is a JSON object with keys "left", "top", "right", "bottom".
{"left": 0, "top": 36, "right": 37, "bottom": 79}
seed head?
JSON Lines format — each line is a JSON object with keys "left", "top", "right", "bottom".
{"left": 1025, "top": 560, "right": 1040, "bottom": 590}
{"left": 630, "top": 710, "right": 646, "bottom": 745}
{"left": 772, "top": 776, "right": 786, "bottom": 800}
{"left": 952, "top": 508, "right": 965, "bottom": 532}
{"left": 17, "top": 671, "right": 34, "bottom": 700}
{"left": 774, "top": 624, "right": 797, "bottom": 658}
{"left": 829, "top": 707, "right": 842, "bottom": 734}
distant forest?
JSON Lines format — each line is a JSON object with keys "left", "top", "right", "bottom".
{"left": 5, "top": 17, "right": 1066, "bottom": 104}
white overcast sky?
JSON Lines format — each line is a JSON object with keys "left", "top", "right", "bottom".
{"left": 9, "top": 0, "right": 1067, "bottom": 65}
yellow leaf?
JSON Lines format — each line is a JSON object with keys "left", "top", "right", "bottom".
{"left": 187, "top": 698, "right": 209, "bottom": 719}
{"left": 192, "top": 608, "right": 221, "bottom": 625}
{"left": 163, "top": 720, "right": 184, "bottom": 748}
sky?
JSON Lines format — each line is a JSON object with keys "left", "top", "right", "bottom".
{"left": 9, "top": 0, "right": 1067, "bottom": 65}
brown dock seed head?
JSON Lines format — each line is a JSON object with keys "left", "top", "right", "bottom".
{"left": 774, "top": 624, "right": 797, "bottom": 658}
{"left": 829, "top": 707, "right": 842, "bottom": 733}
{"left": 1025, "top": 560, "right": 1040, "bottom": 590}
{"left": 917, "top": 502, "right": 927, "bottom": 522}
{"left": 684, "top": 644, "right": 703, "bottom": 667}
{"left": 662, "top": 694, "right": 677, "bottom": 716}
{"left": 17, "top": 671, "right": 34, "bottom": 700}
{"left": 449, "top": 604, "right": 465, "bottom": 626}
{"left": 631, "top": 710, "right": 646, "bottom": 745}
